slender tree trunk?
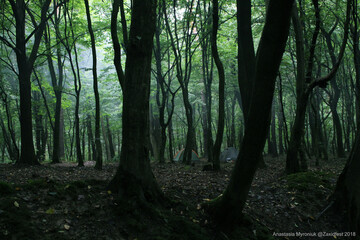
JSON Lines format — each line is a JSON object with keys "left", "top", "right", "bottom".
{"left": 270, "top": 101, "right": 278, "bottom": 157}
{"left": 106, "top": 116, "right": 115, "bottom": 159}
{"left": 211, "top": 0, "right": 225, "bottom": 171}
{"left": 84, "top": 0, "right": 103, "bottom": 170}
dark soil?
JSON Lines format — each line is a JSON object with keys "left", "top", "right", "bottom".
{"left": 0, "top": 156, "right": 350, "bottom": 239}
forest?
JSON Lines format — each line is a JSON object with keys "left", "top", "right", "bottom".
{"left": 0, "top": 0, "right": 359, "bottom": 239}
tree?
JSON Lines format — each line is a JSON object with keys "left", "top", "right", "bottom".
{"left": 206, "top": 0, "right": 294, "bottom": 225}
{"left": 43, "top": 0, "right": 65, "bottom": 164}
{"left": 84, "top": 0, "right": 103, "bottom": 170}
{"left": 0, "top": 0, "right": 52, "bottom": 165}
{"left": 62, "top": 0, "right": 84, "bottom": 167}
{"left": 286, "top": 0, "right": 351, "bottom": 174}
{"left": 108, "top": 0, "right": 164, "bottom": 203}
{"left": 211, "top": 0, "right": 225, "bottom": 171}
{"left": 237, "top": 0, "right": 266, "bottom": 169}
{"left": 163, "top": 0, "right": 199, "bottom": 165}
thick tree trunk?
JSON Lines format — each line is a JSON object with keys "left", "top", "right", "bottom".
{"left": 206, "top": 0, "right": 293, "bottom": 225}
{"left": 108, "top": 0, "right": 164, "bottom": 203}
{"left": 11, "top": 0, "right": 51, "bottom": 165}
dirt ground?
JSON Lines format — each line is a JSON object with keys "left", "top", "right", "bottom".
{"left": 0, "top": 156, "right": 350, "bottom": 239}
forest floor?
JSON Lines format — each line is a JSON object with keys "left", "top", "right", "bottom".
{"left": 0, "top": 156, "right": 350, "bottom": 240}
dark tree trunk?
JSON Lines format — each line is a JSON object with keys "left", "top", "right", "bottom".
{"left": 270, "top": 101, "right": 278, "bottom": 157}
{"left": 108, "top": 0, "right": 164, "bottom": 203}
{"left": 8, "top": 0, "right": 52, "bottom": 165}
{"left": 84, "top": 0, "right": 103, "bottom": 170}
{"left": 87, "top": 115, "right": 96, "bottom": 161}
{"left": 333, "top": 123, "right": 360, "bottom": 234}
{"left": 62, "top": 1, "right": 83, "bottom": 166}
{"left": 0, "top": 83, "right": 20, "bottom": 162}
{"left": 106, "top": 116, "right": 115, "bottom": 159}
{"left": 211, "top": 0, "right": 225, "bottom": 171}
{"left": 286, "top": 2, "right": 307, "bottom": 174}
{"left": 352, "top": 2, "right": 360, "bottom": 129}
{"left": 101, "top": 116, "right": 111, "bottom": 161}
{"left": 322, "top": 27, "right": 346, "bottom": 158}
{"left": 237, "top": 0, "right": 266, "bottom": 168}
{"left": 206, "top": 0, "right": 293, "bottom": 225}
{"left": 168, "top": 119, "right": 174, "bottom": 161}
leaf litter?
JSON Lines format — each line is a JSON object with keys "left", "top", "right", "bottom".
{"left": 0, "top": 157, "right": 347, "bottom": 239}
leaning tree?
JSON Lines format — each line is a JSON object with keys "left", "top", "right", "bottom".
{"left": 205, "top": 0, "right": 294, "bottom": 225}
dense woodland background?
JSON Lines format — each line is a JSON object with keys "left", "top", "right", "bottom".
{"left": 0, "top": 0, "right": 360, "bottom": 237}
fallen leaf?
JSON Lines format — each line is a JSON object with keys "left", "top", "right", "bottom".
{"left": 46, "top": 208, "right": 55, "bottom": 214}
{"left": 64, "top": 224, "right": 70, "bottom": 230}
{"left": 14, "top": 201, "right": 19, "bottom": 208}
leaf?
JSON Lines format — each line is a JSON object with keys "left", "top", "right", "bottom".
{"left": 107, "top": 190, "right": 112, "bottom": 194}
{"left": 64, "top": 224, "right": 70, "bottom": 230}
{"left": 14, "top": 201, "right": 19, "bottom": 208}
{"left": 46, "top": 208, "right": 55, "bottom": 214}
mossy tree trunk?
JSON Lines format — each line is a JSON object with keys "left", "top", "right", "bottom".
{"left": 206, "top": 0, "right": 294, "bottom": 225}
{"left": 108, "top": 0, "right": 164, "bottom": 203}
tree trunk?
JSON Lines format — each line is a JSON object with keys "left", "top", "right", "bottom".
{"left": 270, "top": 101, "right": 278, "bottom": 157}
{"left": 106, "top": 116, "right": 115, "bottom": 159}
{"left": 84, "top": 0, "right": 103, "bottom": 170}
{"left": 333, "top": 123, "right": 360, "bottom": 234}
{"left": 108, "top": 0, "right": 164, "bottom": 203}
{"left": 206, "top": 0, "right": 293, "bottom": 225}
{"left": 10, "top": 0, "right": 51, "bottom": 165}
{"left": 211, "top": 0, "right": 225, "bottom": 171}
